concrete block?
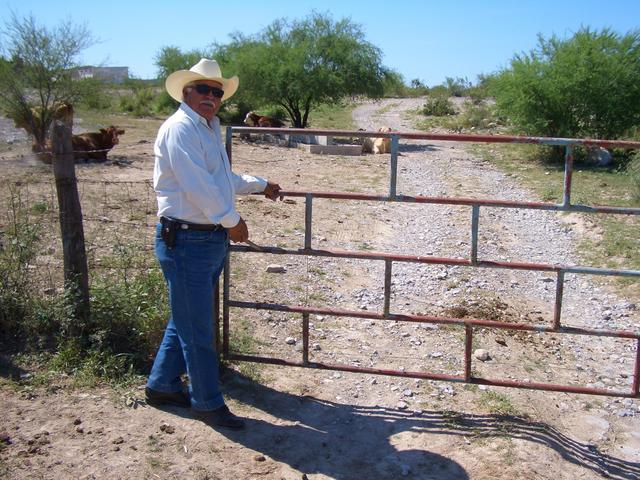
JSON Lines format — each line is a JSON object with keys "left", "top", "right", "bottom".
{"left": 298, "top": 144, "right": 363, "bottom": 156}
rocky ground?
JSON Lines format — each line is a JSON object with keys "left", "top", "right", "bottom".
{"left": 0, "top": 99, "right": 639, "bottom": 479}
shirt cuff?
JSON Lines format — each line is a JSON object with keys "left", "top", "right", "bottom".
{"left": 220, "top": 211, "right": 241, "bottom": 228}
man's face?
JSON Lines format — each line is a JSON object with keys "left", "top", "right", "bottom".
{"left": 183, "top": 80, "right": 224, "bottom": 122}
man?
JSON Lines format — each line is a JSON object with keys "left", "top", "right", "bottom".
{"left": 145, "top": 58, "right": 282, "bottom": 429}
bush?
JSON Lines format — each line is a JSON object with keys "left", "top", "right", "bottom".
{"left": 492, "top": 27, "right": 640, "bottom": 140}
{"left": 77, "top": 78, "right": 114, "bottom": 110}
{"left": 452, "top": 101, "right": 502, "bottom": 130}
{"left": 0, "top": 188, "right": 169, "bottom": 380}
{"left": 421, "top": 96, "right": 456, "bottom": 116}
{"left": 119, "top": 88, "right": 157, "bottom": 116}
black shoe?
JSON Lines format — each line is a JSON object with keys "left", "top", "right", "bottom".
{"left": 193, "top": 405, "right": 245, "bottom": 430}
{"left": 145, "top": 387, "right": 190, "bottom": 408}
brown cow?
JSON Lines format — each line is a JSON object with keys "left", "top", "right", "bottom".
{"left": 244, "top": 111, "right": 286, "bottom": 128}
{"left": 72, "top": 126, "right": 125, "bottom": 161}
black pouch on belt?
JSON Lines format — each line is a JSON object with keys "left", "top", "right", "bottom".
{"left": 160, "top": 217, "right": 177, "bottom": 248}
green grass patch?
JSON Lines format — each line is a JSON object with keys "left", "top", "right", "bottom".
{"left": 477, "top": 390, "right": 517, "bottom": 415}
{"left": 307, "top": 101, "right": 358, "bottom": 130}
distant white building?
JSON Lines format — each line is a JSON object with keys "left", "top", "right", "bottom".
{"left": 73, "top": 66, "right": 129, "bottom": 84}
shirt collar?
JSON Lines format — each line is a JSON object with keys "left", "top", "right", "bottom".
{"left": 179, "top": 102, "right": 219, "bottom": 129}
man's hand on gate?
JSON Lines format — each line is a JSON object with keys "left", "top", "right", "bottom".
{"left": 228, "top": 217, "right": 249, "bottom": 243}
{"left": 263, "top": 181, "right": 283, "bottom": 201}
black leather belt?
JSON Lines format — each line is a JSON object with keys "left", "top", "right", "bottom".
{"left": 160, "top": 216, "right": 224, "bottom": 231}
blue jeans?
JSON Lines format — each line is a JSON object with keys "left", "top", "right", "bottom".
{"left": 147, "top": 223, "right": 228, "bottom": 411}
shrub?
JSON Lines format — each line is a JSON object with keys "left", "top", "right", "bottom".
{"left": 119, "top": 88, "right": 157, "bottom": 116}
{"left": 421, "top": 96, "right": 456, "bottom": 116}
{"left": 0, "top": 187, "right": 169, "bottom": 379}
{"left": 492, "top": 27, "right": 640, "bottom": 140}
{"left": 457, "top": 101, "right": 502, "bottom": 130}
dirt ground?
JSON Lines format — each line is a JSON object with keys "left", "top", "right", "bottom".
{"left": 1, "top": 99, "right": 639, "bottom": 480}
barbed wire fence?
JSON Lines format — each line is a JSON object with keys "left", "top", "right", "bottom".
{"left": 2, "top": 130, "right": 161, "bottom": 299}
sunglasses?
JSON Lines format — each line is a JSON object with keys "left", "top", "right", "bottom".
{"left": 192, "top": 84, "right": 225, "bottom": 98}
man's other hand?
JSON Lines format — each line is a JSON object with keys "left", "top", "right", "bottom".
{"left": 263, "top": 181, "right": 283, "bottom": 201}
{"left": 228, "top": 218, "right": 249, "bottom": 243}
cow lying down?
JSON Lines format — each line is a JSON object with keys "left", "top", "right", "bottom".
{"left": 362, "top": 126, "right": 393, "bottom": 154}
{"left": 36, "top": 125, "right": 125, "bottom": 164}
{"left": 244, "top": 111, "right": 286, "bottom": 128}
{"left": 72, "top": 126, "right": 125, "bottom": 161}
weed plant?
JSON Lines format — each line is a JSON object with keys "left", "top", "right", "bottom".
{"left": 421, "top": 96, "right": 456, "bottom": 117}
{"left": 0, "top": 188, "right": 170, "bottom": 383}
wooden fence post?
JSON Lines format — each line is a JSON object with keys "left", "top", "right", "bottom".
{"left": 51, "top": 122, "right": 90, "bottom": 326}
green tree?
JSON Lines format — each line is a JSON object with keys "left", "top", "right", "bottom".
{"left": 444, "top": 76, "right": 471, "bottom": 97}
{"left": 215, "top": 12, "right": 389, "bottom": 128}
{"left": 153, "top": 46, "right": 209, "bottom": 114}
{"left": 154, "top": 46, "right": 206, "bottom": 81}
{"left": 0, "top": 12, "right": 96, "bottom": 151}
{"left": 492, "top": 27, "right": 640, "bottom": 140}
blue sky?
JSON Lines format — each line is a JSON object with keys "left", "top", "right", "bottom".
{"left": 1, "top": 0, "right": 638, "bottom": 85}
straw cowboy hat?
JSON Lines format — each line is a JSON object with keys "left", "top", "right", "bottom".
{"left": 165, "top": 58, "right": 239, "bottom": 102}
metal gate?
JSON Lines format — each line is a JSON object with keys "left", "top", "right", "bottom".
{"left": 220, "top": 126, "right": 640, "bottom": 398}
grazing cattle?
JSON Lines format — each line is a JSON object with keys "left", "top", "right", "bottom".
{"left": 244, "top": 111, "right": 286, "bottom": 128}
{"left": 362, "top": 126, "right": 393, "bottom": 154}
{"left": 72, "top": 126, "right": 125, "bottom": 161}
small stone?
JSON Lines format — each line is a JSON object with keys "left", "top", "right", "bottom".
{"left": 397, "top": 401, "right": 409, "bottom": 410}
{"left": 474, "top": 349, "right": 490, "bottom": 361}
{"left": 159, "top": 423, "right": 175, "bottom": 434}
{"left": 72, "top": 418, "right": 82, "bottom": 426}
{"left": 112, "top": 436, "right": 124, "bottom": 445}
{"left": 266, "top": 264, "right": 286, "bottom": 273}
{"left": 285, "top": 337, "right": 296, "bottom": 345}
{"left": 254, "top": 454, "right": 266, "bottom": 462}
{"left": 403, "top": 389, "right": 413, "bottom": 397}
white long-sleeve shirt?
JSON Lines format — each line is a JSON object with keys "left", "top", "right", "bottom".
{"left": 153, "top": 103, "right": 266, "bottom": 227}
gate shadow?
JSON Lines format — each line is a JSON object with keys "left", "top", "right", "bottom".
{"left": 217, "top": 372, "right": 639, "bottom": 480}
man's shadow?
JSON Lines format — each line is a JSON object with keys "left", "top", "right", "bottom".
{"left": 218, "top": 371, "right": 468, "bottom": 480}
{"left": 217, "top": 371, "right": 639, "bottom": 480}
{"left": 161, "top": 369, "right": 639, "bottom": 480}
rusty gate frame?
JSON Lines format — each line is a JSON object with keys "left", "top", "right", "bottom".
{"left": 219, "top": 126, "right": 640, "bottom": 398}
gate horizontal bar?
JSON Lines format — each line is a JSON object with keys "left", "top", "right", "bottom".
{"left": 226, "top": 353, "right": 636, "bottom": 398}
{"left": 232, "top": 126, "right": 640, "bottom": 150}
{"left": 272, "top": 189, "right": 640, "bottom": 216}
{"left": 228, "top": 301, "right": 640, "bottom": 339}
{"left": 230, "top": 245, "right": 640, "bottom": 278}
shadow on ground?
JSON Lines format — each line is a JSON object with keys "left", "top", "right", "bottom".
{"left": 198, "top": 371, "right": 639, "bottom": 480}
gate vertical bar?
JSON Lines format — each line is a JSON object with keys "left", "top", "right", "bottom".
{"left": 305, "top": 194, "right": 313, "bottom": 250}
{"left": 471, "top": 205, "right": 480, "bottom": 264}
{"left": 553, "top": 271, "right": 565, "bottom": 330}
{"left": 222, "top": 126, "right": 233, "bottom": 359}
{"left": 389, "top": 135, "right": 399, "bottom": 200}
{"left": 562, "top": 145, "right": 574, "bottom": 207}
{"left": 633, "top": 338, "right": 640, "bottom": 396}
{"left": 225, "top": 126, "right": 233, "bottom": 163}
{"left": 302, "top": 312, "right": 310, "bottom": 365}
{"left": 223, "top": 246, "right": 231, "bottom": 357}
{"left": 384, "top": 260, "right": 392, "bottom": 316}
{"left": 465, "top": 324, "right": 473, "bottom": 381}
